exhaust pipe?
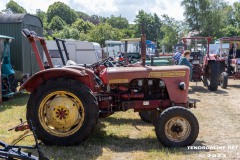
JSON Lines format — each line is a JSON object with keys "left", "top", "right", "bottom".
{"left": 141, "top": 24, "right": 146, "bottom": 66}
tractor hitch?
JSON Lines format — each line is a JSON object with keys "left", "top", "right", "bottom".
{"left": 3, "top": 119, "right": 49, "bottom": 160}
{"left": 8, "top": 118, "right": 29, "bottom": 132}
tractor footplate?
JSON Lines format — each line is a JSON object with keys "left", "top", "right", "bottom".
{"left": 188, "top": 99, "right": 196, "bottom": 108}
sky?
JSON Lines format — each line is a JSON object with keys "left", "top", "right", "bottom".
{"left": 0, "top": 0, "right": 240, "bottom": 22}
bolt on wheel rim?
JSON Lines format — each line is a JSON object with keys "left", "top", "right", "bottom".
{"left": 164, "top": 116, "right": 191, "bottom": 142}
{"left": 39, "top": 91, "right": 85, "bottom": 137}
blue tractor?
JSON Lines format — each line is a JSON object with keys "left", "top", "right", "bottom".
{"left": 0, "top": 35, "right": 17, "bottom": 100}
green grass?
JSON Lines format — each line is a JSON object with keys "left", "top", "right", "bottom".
{"left": 1, "top": 86, "right": 238, "bottom": 160}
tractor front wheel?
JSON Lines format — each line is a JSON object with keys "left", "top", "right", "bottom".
{"left": 155, "top": 106, "right": 199, "bottom": 147}
{"left": 27, "top": 78, "right": 98, "bottom": 146}
{"left": 206, "top": 61, "right": 219, "bottom": 91}
{"left": 139, "top": 111, "right": 151, "bottom": 123}
{"left": 220, "top": 72, "right": 228, "bottom": 89}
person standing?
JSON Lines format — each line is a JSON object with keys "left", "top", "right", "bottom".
{"left": 172, "top": 49, "right": 182, "bottom": 64}
{"left": 179, "top": 50, "right": 192, "bottom": 80}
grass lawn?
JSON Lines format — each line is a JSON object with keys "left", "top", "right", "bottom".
{"left": 0, "top": 80, "right": 240, "bottom": 160}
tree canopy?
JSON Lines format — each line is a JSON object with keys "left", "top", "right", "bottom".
{"left": 89, "top": 23, "right": 123, "bottom": 46}
{"left": 2, "top": 0, "right": 240, "bottom": 51}
{"left": 181, "top": 0, "right": 240, "bottom": 38}
{"left": 3, "top": 0, "right": 27, "bottom": 14}
{"left": 48, "top": 16, "right": 67, "bottom": 31}
{"left": 47, "top": 2, "right": 77, "bottom": 25}
{"left": 106, "top": 15, "right": 129, "bottom": 29}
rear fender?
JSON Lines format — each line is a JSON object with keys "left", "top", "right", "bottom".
{"left": 20, "top": 68, "right": 96, "bottom": 93}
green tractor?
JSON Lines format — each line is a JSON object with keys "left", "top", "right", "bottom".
{"left": 0, "top": 35, "right": 17, "bottom": 100}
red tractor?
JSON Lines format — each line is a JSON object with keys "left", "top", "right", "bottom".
{"left": 19, "top": 29, "right": 199, "bottom": 147}
{"left": 218, "top": 37, "right": 240, "bottom": 88}
{"left": 182, "top": 37, "right": 226, "bottom": 91}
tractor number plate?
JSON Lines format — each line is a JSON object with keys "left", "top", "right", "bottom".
{"left": 192, "top": 60, "right": 200, "bottom": 64}
{"left": 143, "top": 101, "right": 149, "bottom": 105}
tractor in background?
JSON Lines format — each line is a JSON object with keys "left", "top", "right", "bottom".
{"left": 182, "top": 37, "right": 226, "bottom": 91}
{"left": 218, "top": 37, "right": 240, "bottom": 88}
{"left": 0, "top": 35, "right": 17, "bottom": 101}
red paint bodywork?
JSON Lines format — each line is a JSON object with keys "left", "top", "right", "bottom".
{"left": 20, "top": 67, "right": 96, "bottom": 93}
{"left": 100, "top": 66, "right": 190, "bottom": 104}
{"left": 121, "top": 100, "right": 171, "bottom": 111}
{"left": 219, "top": 37, "right": 240, "bottom": 79}
{"left": 21, "top": 29, "right": 193, "bottom": 114}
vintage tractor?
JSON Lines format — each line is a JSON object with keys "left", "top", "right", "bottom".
{"left": 182, "top": 37, "right": 225, "bottom": 91}
{"left": 0, "top": 35, "right": 18, "bottom": 101}
{"left": 218, "top": 37, "right": 240, "bottom": 88}
{"left": 19, "top": 29, "right": 199, "bottom": 147}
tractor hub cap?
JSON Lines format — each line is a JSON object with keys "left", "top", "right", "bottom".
{"left": 39, "top": 91, "right": 85, "bottom": 137}
{"left": 165, "top": 117, "right": 191, "bottom": 142}
{"left": 46, "top": 96, "right": 80, "bottom": 130}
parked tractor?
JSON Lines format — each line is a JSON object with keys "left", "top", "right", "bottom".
{"left": 0, "top": 35, "right": 17, "bottom": 101}
{"left": 20, "top": 29, "right": 199, "bottom": 147}
{"left": 182, "top": 37, "right": 225, "bottom": 91}
{"left": 218, "top": 37, "right": 240, "bottom": 88}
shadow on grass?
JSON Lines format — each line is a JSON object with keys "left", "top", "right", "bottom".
{"left": 190, "top": 86, "right": 228, "bottom": 94}
{"left": 34, "top": 122, "right": 209, "bottom": 160}
{"left": 227, "top": 84, "right": 240, "bottom": 89}
{"left": 101, "top": 116, "right": 151, "bottom": 126}
{"left": 0, "top": 93, "right": 29, "bottom": 112}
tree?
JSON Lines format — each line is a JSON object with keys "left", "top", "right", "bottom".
{"left": 71, "top": 19, "right": 85, "bottom": 32}
{"left": 3, "top": 0, "right": 27, "bottom": 14}
{"left": 48, "top": 16, "right": 67, "bottom": 31}
{"left": 71, "top": 19, "right": 94, "bottom": 33}
{"left": 54, "top": 26, "right": 80, "bottom": 39}
{"left": 220, "top": 25, "right": 239, "bottom": 37}
{"left": 47, "top": 2, "right": 77, "bottom": 25}
{"left": 181, "top": 0, "right": 211, "bottom": 32}
{"left": 134, "top": 10, "right": 162, "bottom": 47}
{"left": 181, "top": 0, "right": 232, "bottom": 37}
{"left": 107, "top": 15, "right": 129, "bottom": 29}
{"left": 160, "top": 15, "right": 179, "bottom": 52}
{"left": 36, "top": 9, "right": 48, "bottom": 28}
{"left": 89, "top": 23, "right": 123, "bottom": 46}
{"left": 232, "top": 2, "right": 240, "bottom": 28}
{"left": 84, "top": 21, "right": 95, "bottom": 33}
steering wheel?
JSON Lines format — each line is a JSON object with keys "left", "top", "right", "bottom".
{"left": 89, "top": 57, "right": 114, "bottom": 68}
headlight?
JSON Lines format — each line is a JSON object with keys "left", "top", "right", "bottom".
{"left": 179, "top": 82, "right": 186, "bottom": 90}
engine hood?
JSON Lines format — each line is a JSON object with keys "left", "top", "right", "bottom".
{"left": 100, "top": 66, "right": 190, "bottom": 84}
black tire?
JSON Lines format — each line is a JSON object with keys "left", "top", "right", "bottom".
{"left": 155, "top": 106, "right": 199, "bottom": 147}
{"left": 27, "top": 78, "right": 98, "bottom": 146}
{"left": 9, "top": 74, "right": 17, "bottom": 92}
{"left": 207, "top": 61, "right": 219, "bottom": 91}
{"left": 220, "top": 72, "right": 228, "bottom": 89}
{"left": 139, "top": 111, "right": 151, "bottom": 123}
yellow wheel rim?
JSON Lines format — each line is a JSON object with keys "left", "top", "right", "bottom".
{"left": 164, "top": 117, "right": 191, "bottom": 142}
{"left": 39, "top": 91, "right": 85, "bottom": 137}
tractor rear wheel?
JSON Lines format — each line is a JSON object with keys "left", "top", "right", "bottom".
{"left": 27, "top": 78, "right": 98, "bottom": 146}
{"left": 139, "top": 111, "right": 151, "bottom": 123}
{"left": 220, "top": 72, "right": 228, "bottom": 89}
{"left": 207, "top": 61, "right": 219, "bottom": 91}
{"left": 155, "top": 106, "right": 199, "bottom": 147}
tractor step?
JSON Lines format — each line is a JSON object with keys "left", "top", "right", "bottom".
{"left": 189, "top": 99, "right": 196, "bottom": 108}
